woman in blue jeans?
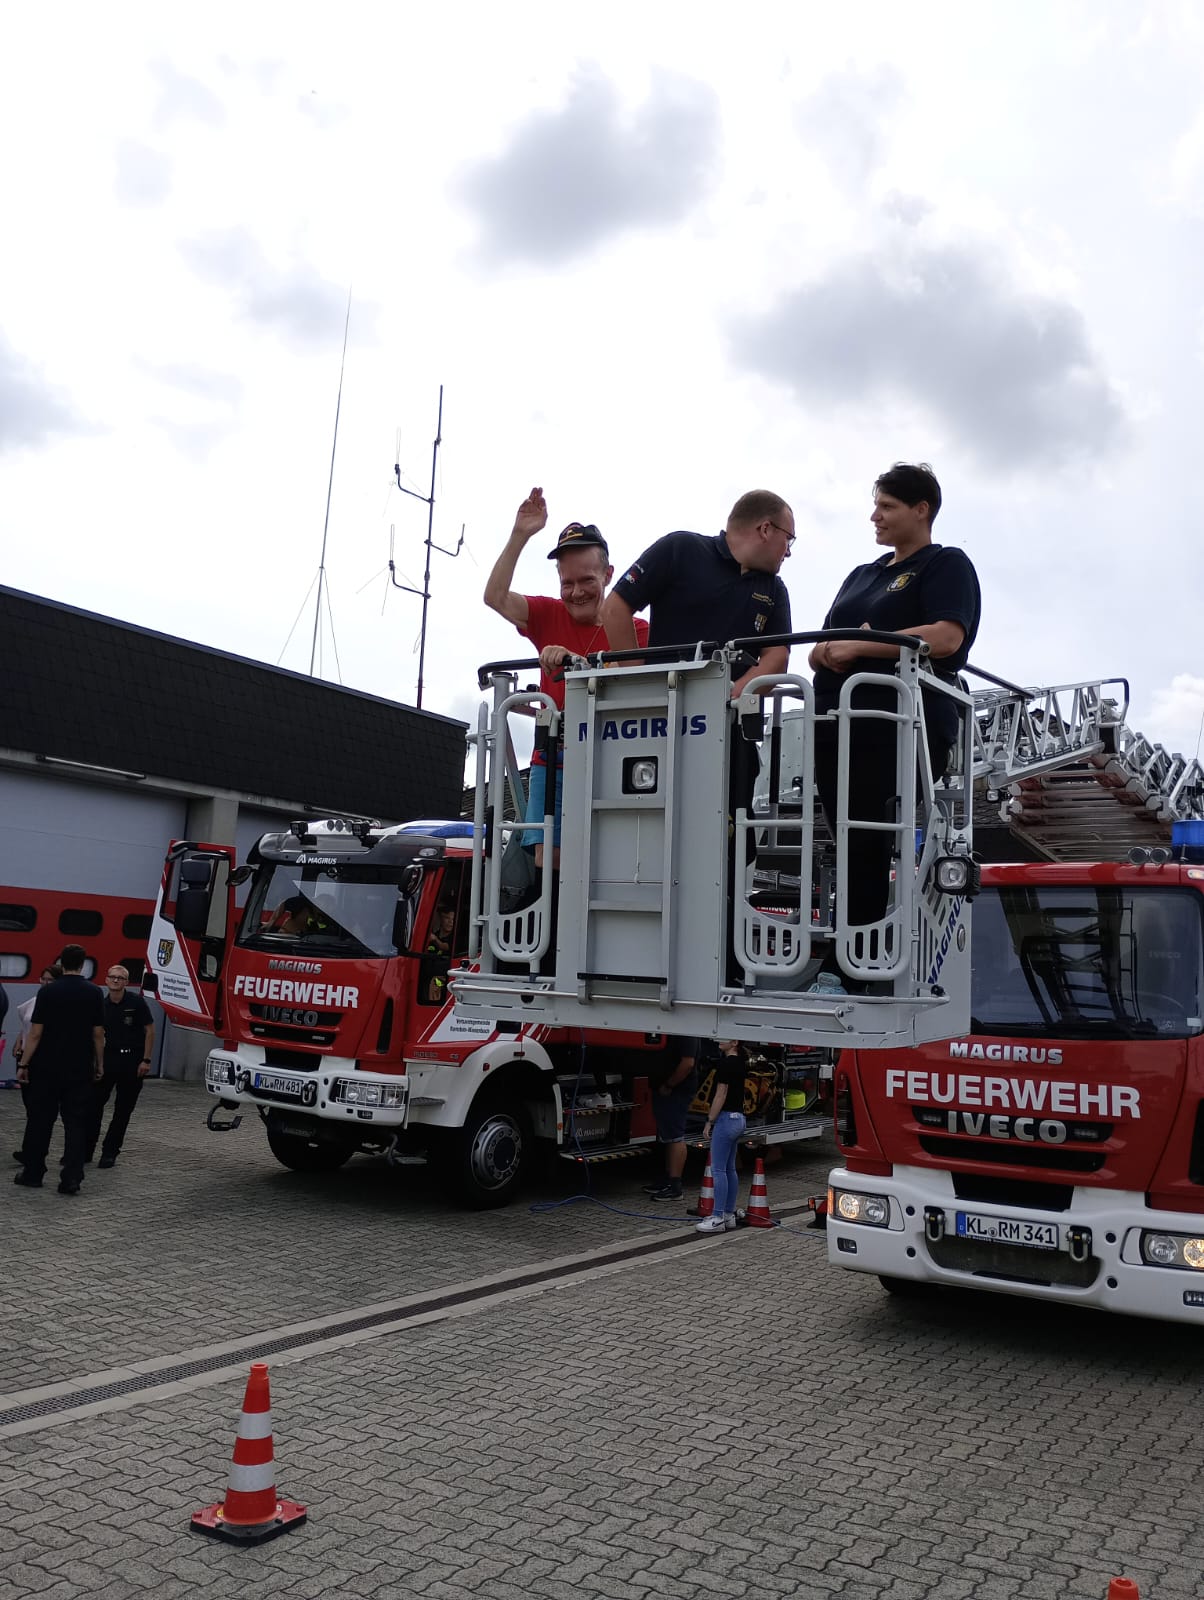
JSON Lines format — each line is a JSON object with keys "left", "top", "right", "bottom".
{"left": 696, "top": 1041, "right": 747, "bottom": 1234}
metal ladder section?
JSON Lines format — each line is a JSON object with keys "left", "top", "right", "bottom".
{"left": 973, "top": 676, "right": 1204, "bottom": 860}
{"left": 466, "top": 673, "right": 559, "bottom": 968}
{"left": 456, "top": 645, "right": 977, "bottom": 1052}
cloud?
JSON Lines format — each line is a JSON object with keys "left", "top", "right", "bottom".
{"left": 0, "top": 335, "right": 79, "bottom": 454}
{"left": 730, "top": 241, "right": 1129, "bottom": 469}
{"left": 1146, "top": 674, "right": 1204, "bottom": 756}
{"left": 114, "top": 138, "right": 173, "bottom": 207}
{"left": 181, "top": 229, "right": 363, "bottom": 347}
{"left": 458, "top": 67, "right": 719, "bottom": 263}
{"left": 137, "top": 359, "right": 244, "bottom": 406}
{"left": 795, "top": 65, "right": 905, "bottom": 190}
{"left": 151, "top": 60, "right": 225, "bottom": 130}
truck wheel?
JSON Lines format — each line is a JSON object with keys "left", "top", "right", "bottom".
{"left": 266, "top": 1126, "right": 355, "bottom": 1174}
{"left": 445, "top": 1100, "right": 530, "bottom": 1208}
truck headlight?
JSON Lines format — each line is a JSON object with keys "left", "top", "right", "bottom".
{"left": 1141, "top": 1231, "right": 1204, "bottom": 1269}
{"left": 205, "top": 1054, "right": 235, "bottom": 1086}
{"left": 832, "top": 1188, "right": 890, "bottom": 1227}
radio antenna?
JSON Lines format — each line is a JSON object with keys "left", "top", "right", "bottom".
{"left": 308, "top": 288, "right": 353, "bottom": 679}
{"left": 388, "top": 384, "right": 464, "bottom": 709}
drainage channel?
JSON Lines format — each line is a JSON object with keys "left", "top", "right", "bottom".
{"left": 1, "top": 1213, "right": 812, "bottom": 1439}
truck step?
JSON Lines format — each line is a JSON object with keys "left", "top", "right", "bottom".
{"left": 559, "top": 1142, "right": 653, "bottom": 1164}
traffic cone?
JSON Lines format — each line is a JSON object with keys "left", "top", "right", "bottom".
{"left": 745, "top": 1157, "right": 777, "bottom": 1228}
{"left": 687, "top": 1160, "right": 715, "bottom": 1219}
{"left": 1106, "top": 1582, "right": 1139, "bottom": 1600}
{"left": 191, "top": 1363, "right": 307, "bottom": 1545}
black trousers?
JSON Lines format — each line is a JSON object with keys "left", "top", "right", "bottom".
{"left": 814, "top": 719, "right": 952, "bottom": 933}
{"left": 86, "top": 1062, "right": 144, "bottom": 1159}
{"left": 21, "top": 1069, "right": 93, "bottom": 1184}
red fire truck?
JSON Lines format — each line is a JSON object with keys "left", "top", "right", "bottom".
{"left": 145, "top": 819, "right": 827, "bottom": 1206}
{"left": 827, "top": 852, "right": 1204, "bottom": 1324}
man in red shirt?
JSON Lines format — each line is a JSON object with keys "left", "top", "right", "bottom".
{"left": 485, "top": 487, "right": 647, "bottom": 865}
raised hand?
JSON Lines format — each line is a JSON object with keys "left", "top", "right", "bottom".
{"left": 513, "top": 486, "right": 548, "bottom": 540}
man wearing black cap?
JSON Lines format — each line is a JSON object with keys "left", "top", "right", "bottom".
{"left": 485, "top": 487, "right": 647, "bottom": 864}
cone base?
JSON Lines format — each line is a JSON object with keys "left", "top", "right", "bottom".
{"left": 190, "top": 1499, "right": 307, "bottom": 1545}
{"left": 745, "top": 1213, "right": 778, "bottom": 1229}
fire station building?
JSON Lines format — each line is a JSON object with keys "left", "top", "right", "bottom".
{"left": 0, "top": 585, "right": 467, "bottom": 1079}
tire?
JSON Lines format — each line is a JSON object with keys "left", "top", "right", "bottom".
{"left": 444, "top": 1098, "right": 531, "bottom": 1208}
{"left": 878, "top": 1275, "right": 937, "bottom": 1299}
{"left": 266, "top": 1124, "right": 355, "bottom": 1174}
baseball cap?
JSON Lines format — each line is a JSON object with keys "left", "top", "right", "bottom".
{"left": 547, "top": 522, "right": 608, "bottom": 559}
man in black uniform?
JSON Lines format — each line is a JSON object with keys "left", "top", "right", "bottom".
{"left": 600, "top": 489, "right": 794, "bottom": 694}
{"left": 14, "top": 945, "right": 104, "bottom": 1196}
{"left": 86, "top": 964, "right": 155, "bottom": 1168}
{"left": 602, "top": 492, "right": 796, "bottom": 978}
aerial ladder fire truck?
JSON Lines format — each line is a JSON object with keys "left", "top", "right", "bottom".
{"left": 149, "top": 631, "right": 1204, "bottom": 1324}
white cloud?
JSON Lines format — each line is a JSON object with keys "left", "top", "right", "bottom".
{"left": 1144, "top": 675, "right": 1204, "bottom": 758}
{"left": 730, "top": 236, "right": 1129, "bottom": 470}
{"left": 0, "top": 335, "right": 80, "bottom": 454}
{"left": 458, "top": 67, "right": 720, "bottom": 264}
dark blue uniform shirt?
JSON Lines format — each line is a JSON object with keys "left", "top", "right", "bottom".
{"left": 813, "top": 543, "right": 981, "bottom": 745}
{"left": 613, "top": 531, "right": 791, "bottom": 672}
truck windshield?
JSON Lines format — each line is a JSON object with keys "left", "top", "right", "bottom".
{"left": 971, "top": 886, "right": 1204, "bottom": 1039}
{"left": 237, "top": 862, "right": 420, "bottom": 960}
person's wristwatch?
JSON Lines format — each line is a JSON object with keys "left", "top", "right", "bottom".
{"left": 141, "top": 1057, "right": 151, "bottom": 1064}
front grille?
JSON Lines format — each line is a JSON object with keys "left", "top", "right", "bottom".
{"left": 919, "top": 1136, "right": 1105, "bottom": 1173}
{"left": 251, "top": 1023, "right": 337, "bottom": 1046}
{"left": 928, "top": 1234, "right": 1100, "bottom": 1289}
{"left": 950, "top": 1174, "right": 1074, "bottom": 1210}
{"left": 263, "top": 1046, "right": 322, "bottom": 1071}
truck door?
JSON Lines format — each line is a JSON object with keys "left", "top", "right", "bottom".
{"left": 145, "top": 841, "right": 236, "bottom": 1031}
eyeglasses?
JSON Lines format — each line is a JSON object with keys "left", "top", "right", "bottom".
{"left": 768, "top": 520, "right": 796, "bottom": 548}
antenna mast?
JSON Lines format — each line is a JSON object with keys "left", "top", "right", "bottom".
{"left": 309, "top": 289, "right": 353, "bottom": 677}
{"left": 389, "top": 383, "right": 464, "bottom": 709}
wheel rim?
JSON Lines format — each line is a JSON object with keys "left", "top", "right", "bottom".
{"left": 469, "top": 1113, "right": 522, "bottom": 1190}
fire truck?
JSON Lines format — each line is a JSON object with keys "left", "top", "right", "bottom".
{"left": 456, "top": 635, "right": 1204, "bottom": 1325}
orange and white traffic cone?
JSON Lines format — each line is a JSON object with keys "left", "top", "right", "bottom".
{"left": 191, "top": 1363, "right": 307, "bottom": 1545}
{"left": 745, "top": 1157, "right": 777, "bottom": 1228}
{"left": 1106, "top": 1582, "right": 1139, "bottom": 1600}
{"left": 687, "top": 1160, "right": 715, "bottom": 1219}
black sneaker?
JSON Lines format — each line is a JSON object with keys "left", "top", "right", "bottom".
{"left": 57, "top": 1180, "right": 81, "bottom": 1196}
{"left": 641, "top": 1179, "right": 668, "bottom": 1194}
{"left": 98, "top": 1155, "right": 116, "bottom": 1169}
{"left": 647, "top": 1182, "right": 684, "bottom": 1201}
{"left": 13, "top": 1171, "right": 42, "bottom": 1188}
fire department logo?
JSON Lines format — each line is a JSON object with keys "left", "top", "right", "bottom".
{"left": 886, "top": 572, "right": 915, "bottom": 592}
{"left": 156, "top": 938, "right": 175, "bottom": 968}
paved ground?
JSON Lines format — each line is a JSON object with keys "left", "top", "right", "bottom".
{"left": 1, "top": 1082, "right": 1201, "bottom": 1599}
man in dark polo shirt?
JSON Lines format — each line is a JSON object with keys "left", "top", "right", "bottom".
{"left": 600, "top": 489, "right": 794, "bottom": 695}
{"left": 86, "top": 964, "right": 155, "bottom": 1169}
{"left": 14, "top": 945, "right": 104, "bottom": 1196}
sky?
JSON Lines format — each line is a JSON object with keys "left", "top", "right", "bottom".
{"left": 3, "top": 0, "right": 1204, "bottom": 775}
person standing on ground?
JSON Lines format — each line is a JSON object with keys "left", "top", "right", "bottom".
{"left": 10, "top": 964, "right": 62, "bottom": 1164}
{"left": 484, "top": 487, "right": 648, "bottom": 866}
{"left": 807, "top": 463, "right": 981, "bottom": 987}
{"left": 14, "top": 945, "right": 104, "bottom": 1196}
{"left": 85, "top": 964, "right": 154, "bottom": 1169}
{"left": 696, "top": 1040, "right": 748, "bottom": 1234}
{"left": 642, "top": 1036, "right": 700, "bottom": 1201}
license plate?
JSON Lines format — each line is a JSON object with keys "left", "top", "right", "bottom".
{"left": 955, "top": 1211, "right": 1060, "bottom": 1251}
{"left": 252, "top": 1071, "right": 306, "bottom": 1099}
